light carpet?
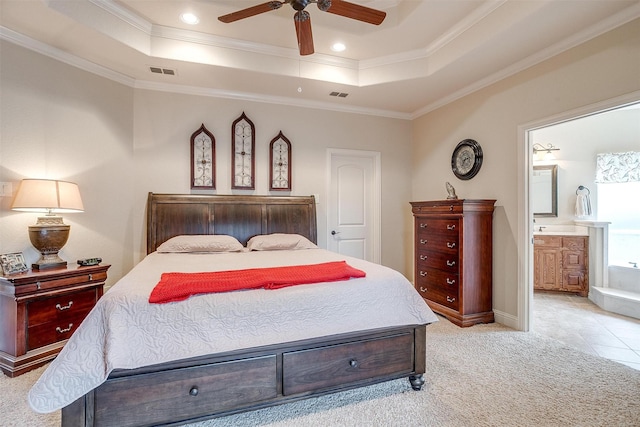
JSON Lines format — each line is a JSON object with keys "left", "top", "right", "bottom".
{"left": 3, "top": 317, "right": 639, "bottom": 426}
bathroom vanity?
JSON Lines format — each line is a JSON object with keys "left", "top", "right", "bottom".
{"left": 533, "top": 233, "right": 589, "bottom": 297}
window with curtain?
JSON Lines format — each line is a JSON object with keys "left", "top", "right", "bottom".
{"left": 595, "top": 152, "right": 640, "bottom": 266}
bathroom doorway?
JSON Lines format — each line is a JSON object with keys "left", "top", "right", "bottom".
{"left": 520, "top": 93, "right": 640, "bottom": 332}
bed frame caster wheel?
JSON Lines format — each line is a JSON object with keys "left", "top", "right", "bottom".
{"left": 409, "top": 374, "right": 425, "bottom": 391}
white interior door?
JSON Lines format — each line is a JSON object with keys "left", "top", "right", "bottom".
{"left": 327, "top": 149, "right": 380, "bottom": 263}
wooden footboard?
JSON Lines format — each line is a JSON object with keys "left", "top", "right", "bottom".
{"left": 62, "top": 324, "right": 427, "bottom": 427}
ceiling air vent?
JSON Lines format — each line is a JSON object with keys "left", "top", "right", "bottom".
{"left": 329, "top": 92, "right": 349, "bottom": 98}
{"left": 150, "top": 67, "right": 176, "bottom": 76}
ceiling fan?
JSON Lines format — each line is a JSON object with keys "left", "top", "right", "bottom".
{"left": 218, "top": 0, "right": 386, "bottom": 56}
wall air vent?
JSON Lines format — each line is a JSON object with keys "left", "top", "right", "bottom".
{"left": 330, "top": 92, "right": 349, "bottom": 98}
{"left": 149, "top": 67, "right": 176, "bottom": 76}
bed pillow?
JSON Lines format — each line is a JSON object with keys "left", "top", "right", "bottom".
{"left": 246, "top": 233, "right": 317, "bottom": 251}
{"left": 156, "top": 235, "right": 244, "bottom": 253}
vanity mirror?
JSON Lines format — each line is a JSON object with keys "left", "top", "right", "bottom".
{"left": 532, "top": 165, "right": 558, "bottom": 217}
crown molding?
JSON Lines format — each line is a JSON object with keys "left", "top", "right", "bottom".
{"left": 134, "top": 80, "right": 412, "bottom": 120}
{"left": 87, "top": 0, "right": 152, "bottom": 34}
{"left": 411, "top": 2, "right": 640, "bottom": 119}
{"left": 360, "top": 0, "right": 506, "bottom": 71}
{"left": 151, "top": 25, "right": 359, "bottom": 70}
{"left": 0, "top": 26, "right": 136, "bottom": 87}
{"left": 1, "top": 26, "right": 409, "bottom": 120}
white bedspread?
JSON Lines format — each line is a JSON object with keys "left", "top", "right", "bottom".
{"left": 28, "top": 249, "right": 437, "bottom": 413}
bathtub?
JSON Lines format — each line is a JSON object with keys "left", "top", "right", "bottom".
{"left": 590, "top": 264, "right": 640, "bottom": 320}
{"left": 608, "top": 264, "right": 640, "bottom": 293}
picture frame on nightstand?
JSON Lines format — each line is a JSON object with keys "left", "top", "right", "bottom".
{"left": 0, "top": 252, "right": 28, "bottom": 275}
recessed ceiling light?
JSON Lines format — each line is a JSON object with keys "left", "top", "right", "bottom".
{"left": 331, "top": 42, "right": 346, "bottom": 52}
{"left": 180, "top": 13, "right": 199, "bottom": 25}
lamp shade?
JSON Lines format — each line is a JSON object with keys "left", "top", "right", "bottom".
{"left": 11, "top": 179, "right": 84, "bottom": 270}
{"left": 11, "top": 179, "right": 84, "bottom": 213}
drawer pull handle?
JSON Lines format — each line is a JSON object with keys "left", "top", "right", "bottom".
{"left": 449, "top": 205, "right": 454, "bottom": 211}
{"left": 446, "top": 260, "right": 455, "bottom": 267}
{"left": 420, "top": 239, "right": 428, "bottom": 245}
{"left": 446, "top": 242, "right": 456, "bottom": 249}
{"left": 36, "top": 281, "right": 42, "bottom": 290}
{"left": 420, "top": 286, "right": 427, "bottom": 292}
{"left": 419, "top": 223, "right": 427, "bottom": 228}
{"left": 447, "top": 224, "right": 456, "bottom": 230}
{"left": 56, "top": 324, "right": 73, "bottom": 334}
{"left": 189, "top": 386, "right": 199, "bottom": 396}
{"left": 446, "top": 296, "right": 456, "bottom": 303}
{"left": 420, "top": 255, "right": 428, "bottom": 261}
{"left": 89, "top": 274, "right": 93, "bottom": 281}
{"left": 419, "top": 271, "right": 427, "bottom": 277}
{"left": 446, "top": 278, "right": 456, "bottom": 285}
{"left": 349, "top": 359, "right": 359, "bottom": 368}
{"left": 56, "top": 301, "right": 73, "bottom": 311}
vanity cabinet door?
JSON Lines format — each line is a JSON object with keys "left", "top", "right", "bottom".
{"left": 534, "top": 247, "right": 562, "bottom": 291}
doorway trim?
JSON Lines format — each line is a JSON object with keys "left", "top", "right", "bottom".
{"left": 517, "top": 90, "right": 640, "bottom": 332}
{"left": 326, "top": 148, "right": 381, "bottom": 264}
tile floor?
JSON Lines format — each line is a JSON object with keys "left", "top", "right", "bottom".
{"left": 533, "top": 291, "right": 640, "bottom": 371}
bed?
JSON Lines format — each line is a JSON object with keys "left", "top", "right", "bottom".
{"left": 29, "top": 193, "right": 437, "bottom": 427}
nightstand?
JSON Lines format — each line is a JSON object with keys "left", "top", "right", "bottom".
{"left": 0, "top": 263, "right": 109, "bottom": 377}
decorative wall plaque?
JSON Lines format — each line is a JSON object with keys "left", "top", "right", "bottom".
{"left": 231, "top": 112, "right": 255, "bottom": 189}
{"left": 270, "top": 131, "right": 292, "bottom": 191}
{"left": 190, "top": 124, "right": 215, "bottom": 189}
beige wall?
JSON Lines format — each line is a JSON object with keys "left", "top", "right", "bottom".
{"left": 131, "top": 89, "right": 413, "bottom": 271}
{"left": 410, "top": 19, "right": 640, "bottom": 324}
{"left": 0, "top": 41, "right": 135, "bottom": 285}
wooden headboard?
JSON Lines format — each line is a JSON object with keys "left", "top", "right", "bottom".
{"left": 146, "top": 193, "right": 317, "bottom": 254}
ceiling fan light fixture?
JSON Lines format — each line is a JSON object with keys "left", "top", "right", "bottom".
{"left": 180, "top": 12, "right": 199, "bottom": 25}
{"left": 218, "top": 0, "right": 386, "bottom": 55}
{"left": 331, "top": 42, "right": 346, "bottom": 52}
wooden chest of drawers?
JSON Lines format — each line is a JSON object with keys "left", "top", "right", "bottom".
{"left": 411, "top": 199, "right": 496, "bottom": 327}
{"left": 0, "top": 264, "right": 109, "bottom": 377}
{"left": 533, "top": 235, "right": 588, "bottom": 296}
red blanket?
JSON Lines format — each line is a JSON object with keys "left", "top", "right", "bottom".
{"left": 149, "top": 261, "right": 366, "bottom": 304}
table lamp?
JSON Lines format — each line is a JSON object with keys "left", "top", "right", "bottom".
{"left": 11, "top": 179, "right": 84, "bottom": 270}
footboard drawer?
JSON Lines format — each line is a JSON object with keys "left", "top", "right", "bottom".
{"left": 93, "top": 355, "right": 277, "bottom": 427}
{"left": 282, "top": 332, "right": 414, "bottom": 395}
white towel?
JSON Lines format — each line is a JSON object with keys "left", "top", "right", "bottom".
{"left": 575, "top": 193, "right": 592, "bottom": 218}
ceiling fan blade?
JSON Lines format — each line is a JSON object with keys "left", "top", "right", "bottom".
{"left": 294, "top": 11, "right": 314, "bottom": 56}
{"left": 324, "top": 0, "right": 386, "bottom": 25}
{"left": 218, "top": 1, "right": 284, "bottom": 23}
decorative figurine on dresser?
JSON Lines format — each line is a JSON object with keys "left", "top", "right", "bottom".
{"left": 0, "top": 262, "right": 110, "bottom": 377}
{"left": 411, "top": 198, "right": 496, "bottom": 327}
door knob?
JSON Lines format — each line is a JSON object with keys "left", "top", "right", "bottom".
{"left": 331, "top": 230, "right": 340, "bottom": 235}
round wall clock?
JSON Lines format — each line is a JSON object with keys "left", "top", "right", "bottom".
{"left": 451, "top": 139, "right": 483, "bottom": 180}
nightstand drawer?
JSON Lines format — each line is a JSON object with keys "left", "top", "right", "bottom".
{"left": 27, "top": 288, "right": 98, "bottom": 327}
{"left": 282, "top": 333, "right": 414, "bottom": 395}
{"left": 13, "top": 270, "right": 107, "bottom": 296}
{"left": 27, "top": 309, "right": 91, "bottom": 350}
